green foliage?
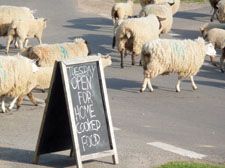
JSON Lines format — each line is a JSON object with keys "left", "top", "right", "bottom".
{"left": 115, "top": 0, "right": 140, "bottom": 3}
{"left": 154, "top": 162, "right": 225, "bottom": 168}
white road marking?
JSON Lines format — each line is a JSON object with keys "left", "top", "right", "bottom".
{"left": 147, "top": 142, "right": 206, "bottom": 159}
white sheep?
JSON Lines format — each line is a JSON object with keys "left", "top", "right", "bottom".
{"left": 148, "top": 0, "right": 180, "bottom": 15}
{"left": 139, "top": 3, "right": 174, "bottom": 34}
{"left": 140, "top": 37, "right": 216, "bottom": 92}
{"left": 15, "top": 53, "right": 112, "bottom": 108}
{"left": 114, "top": 14, "right": 165, "bottom": 68}
{"left": 0, "top": 55, "right": 38, "bottom": 113}
{"left": 22, "top": 38, "right": 91, "bottom": 67}
{"left": 5, "top": 18, "right": 47, "bottom": 53}
{"left": 0, "top": 5, "right": 36, "bottom": 48}
{"left": 200, "top": 22, "right": 225, "bottom": 38}
{"left": 217, "top": 0, "right": 225, "bottom": 23}
{"left": 205, "top": 28, "right": 225, "bottom": 72}
{"left": 111, "top": 0, "right": 134, "bottom": 25}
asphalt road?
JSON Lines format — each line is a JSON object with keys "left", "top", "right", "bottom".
{"left": 0, "top": 0, "right": 225, "bottom": 168}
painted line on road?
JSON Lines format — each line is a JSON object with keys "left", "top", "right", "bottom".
{"left": 114, "top": 127, "right": 121, "bottom": 131}
{"left": 147, "top": 142, "right": 206, "bottom": 159}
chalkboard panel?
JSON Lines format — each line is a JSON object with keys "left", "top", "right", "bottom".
{"left": 66, "top": 62, "right": 111, "bottom": 155}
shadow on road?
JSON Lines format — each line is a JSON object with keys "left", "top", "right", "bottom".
{"left": 171, "top": 28, "right": 201, "bottom": 39}
{"left": 174, "top": 10, "right": 210, "bottom": 22}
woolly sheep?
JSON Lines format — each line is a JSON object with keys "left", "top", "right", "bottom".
{"left": 113, "top": 14, "right": 165, "bottom": 68}
{"left": 209, "top": 0, "right": 220, "bottom": 22}
{"left": 217, "top": 0, "right": 225, "bottom": 23}
{"left": 148, "top": 0, "right": 180, "bottom": 15}
{"left": 140, "top": 0, "right": 152, "bottom": 7}
{"left": 15, "top": 53, "right": 112, "bottom": 108}
{"left": 23, "top": 38, "right": 91, "bottom": 66}
{"left": 0, "top": 55, "right": 38, "bottom": 113}
{"left": 0, "top": 6, "right": 36, "bottom": 48}
{"left": 200, "top": 22, "right": 225, "bottom": 38}
{"left": 5, "top": 18, "right": 47, "bottom": 53}
{"left": 205, "top": 28, "right": 225, "bottom": 72}
{"left": 140, "top": 37, "right": 216, "bottom": 92}
{"left": 111, "top": 0, "right": 134, "bottom": 25}
{"left": 139, "top": 3, "right": 173, "bottom": 34}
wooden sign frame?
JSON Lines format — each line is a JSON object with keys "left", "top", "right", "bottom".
{"left": 33, "top": 56, "right": 119, "bottom": 168}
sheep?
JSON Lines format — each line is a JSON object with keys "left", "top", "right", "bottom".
{"left": 111, "top": 0, "right": 134, "bottom": 25}
{"left": 22, "top": 38, "right": 91, "bottom": 67}
{"left": 15, "top": 53, "right": 112, "bottom": 108}
{"left": 139, "top": 3, "right": 174, "bottom": 34}
{"left": 113, "top": 14, "right": 165, "bottom": 68}
{"left": 0, "top": 55, "right": 38, "bottom": 113}
{"left": 140, "top": 0, "right": 153, "bottom": 7}
{"left": 217, "top": 0, "right": 225, "bottom": 23}
{"left": 147, "top": 0, "right": 180, "bottom": 15}
{"left": 209, "top": 0, "right": 220, "bottom": 22}
{"left": 0, "top": 6, "right": 36, "bottom": 48}
{"left": 140, "top": 37, "right": 216, "bottom": 92}
{"left": 200, "top": 22, "right": 225, "bottom": 38}
{"left": 204, "top": 28, "right": 225, "bottom": 72}
{"left": 5, "top": 18, "right": 47, "bottom": 53}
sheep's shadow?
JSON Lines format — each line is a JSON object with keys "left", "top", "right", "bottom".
{"left": 64, "top": 17, "right": 113, "bottom": 31}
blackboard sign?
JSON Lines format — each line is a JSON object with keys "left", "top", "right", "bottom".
{"left": 33, "top": 56, "right": 118, "bottom": 168}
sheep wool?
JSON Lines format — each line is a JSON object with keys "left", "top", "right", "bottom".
{"left": 28, "top": 38, "right": 91, "bottom": 66}
{"left": 139, "top": 3, "right": 173, "bottom": 34}
{"left": 217, "top": 0, "right": 225, "bottom": 23}
{"left": 140, "top": 37, "right": 216, "bottom": 92}
{"left": 111, "top": 0, "right": 134, "bottom": 25}
{"left": 0, "top": 5, "right": 35, "bottom": 37}
{"left": 150, "top": 0, "right": 180, "bottom": 15}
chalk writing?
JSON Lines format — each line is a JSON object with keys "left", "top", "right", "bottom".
{"left": 68, "top": 64, "right": 102, "bottom": 152}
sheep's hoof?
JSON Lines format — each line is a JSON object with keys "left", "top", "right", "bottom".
{"left": 221, "top": 69, "right": 225, "bottom": 73}
{"left": 193, "top": 87, "right": 198, "bottom": 90}
{"left": 17, "top": 105, "right": 21, "bottom": 110}
{"left": 149, "top": 89, "right": 153, "bottom": 92}
{"left": 120, "top": 65, "right": 124, "bottom": 68}
{"left": 35, "top": 103, "right": 38, "bottom": 106}
{"left": 176, "top": 89, "right": 180, "bottom": 93}
{"left": 140, "top": 88, "right": 144, "bottom": 92}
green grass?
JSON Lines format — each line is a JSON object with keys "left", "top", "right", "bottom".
{"left": 154, "top": 162, "right": 225, "bottom": 168}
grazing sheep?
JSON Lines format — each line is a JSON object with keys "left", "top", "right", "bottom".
{"left": 200, "top": 22, "right": 225, "bottom": 38}
{"left": 205, "top": 28, "right": 225, "bottom": 72}
{"left": 140, "top": 0, "right": 153, "bottom": 7}
{"left": 0, "top": 6, "right": 36, "bottom": 48}
{"left": 139, "top": 3, "right": 174, "bottom": 34}
{"left": 111, "top": 0, "right": 134, "bottom": 25}
{"left": 113, "top": 14, "right": 165, "bottom": 68}
{"left": 217, "top": 0, "right": 225, "bottom": 23}
{"left": 0, "top": 55, "right": 38, "bottom": 113}
{"left": 140, "top": 37, "right": 216, "bottom": 92}
{"left": 23, "top": 38, "right": 91, "bottom": 66}
{"left": 5, "top": 18, "right": 47, "bottom": 53}
{"left": 209, "top": 0, "right": 220, "bottom": 22}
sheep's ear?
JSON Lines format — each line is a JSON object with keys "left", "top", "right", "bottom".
{"left": 168, "top": 2, "right": 175, "bottom": 6}
{"left": 157, "top": 16, "right": 166, "bottom": 22}
{"left": 44, "top": 18, "right": 47, "bottom": 22}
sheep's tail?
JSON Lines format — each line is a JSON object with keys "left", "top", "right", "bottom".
{"left": 112, "top": 36, "right": 116, "bottom": 49}
{"left": 85, "top": 40, "right": 91, "bottom": 55}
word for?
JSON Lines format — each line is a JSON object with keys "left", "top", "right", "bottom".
{"left": 76, "top": 119, "right": 101, "bottom": 134}
{"left": 77, "top": 91, "right": 93, "bottom": 105}
{"left": 81, "top": 134, "right": 100, "bottom": 152}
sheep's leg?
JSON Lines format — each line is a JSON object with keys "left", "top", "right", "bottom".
{"left": 7, "top": 96, "right": 19, "bottom": 111}
{"left": 14, "top": 36, "right": 19, "bottom": 48}
{"left": 210, "top": 56, "right": 217, "bottom": 66}
{"left": 16, "top": 95, "right": 24, "bottom": 109}
{"left": 5, "top": 35, "right": 14, "bottom": 54}
{"left": 190, "top": 76, "right": 197, "bottom": 90}
{"left": 120, "top": 51, "right": 124, "bottom": 68}
{"left": 147, "top": 78, "right": 153, "bottom": 92}
{"left": 220, "top": 49, "right": 225, "bottom": 73}
{"left": 140, "top": 77, "right": 148, "bottom": 92}
{"left": 1, "top": 95, "right": 6, "bottom": 113}
{"left": 176, "top": 76, "right": 183, "bottom": 92}
{"left": 210, "top": 9, "right": 217, "bottom": 22}
{"left": 24, "top": 39, "right": 29, "bottom": 48}
{"left": 27, "top": 92, "right": 38, "bottom": 106}
{"left": 18, "top": 38, "right": 25, "bottom": 50}
{"left": 131, "top": 52, "right": 135, "bottom": 66}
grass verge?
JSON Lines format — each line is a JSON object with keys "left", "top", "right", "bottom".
{"left": 154, "top": 162, "right": 225, "bottom": 168}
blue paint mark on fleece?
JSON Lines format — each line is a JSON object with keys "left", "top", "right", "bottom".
{"left": 60, "top": 46, "right": 68, "bottom": 59}
{"left": 171, "top": 43, "right": 185, "bottom": 60}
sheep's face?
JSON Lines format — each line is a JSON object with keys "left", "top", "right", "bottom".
{"left": 205, "top": 42, "right": 216, "bottom": 57}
